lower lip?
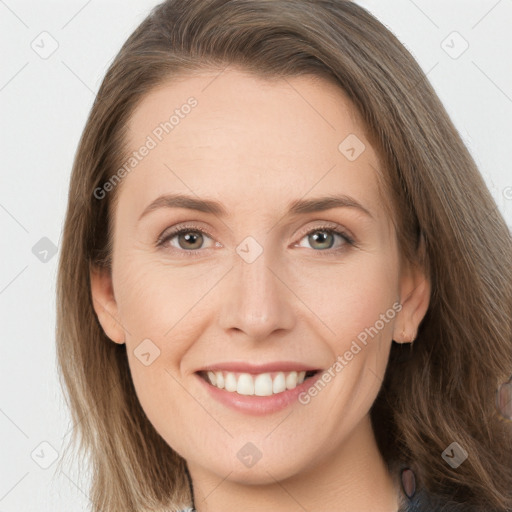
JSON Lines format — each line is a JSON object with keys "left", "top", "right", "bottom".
{"left": 195, "top": 372, "right": 323, "bottom": 416}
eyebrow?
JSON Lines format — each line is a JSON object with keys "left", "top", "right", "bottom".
{"left": 138, "top": 192, "right": 373, "bottom": 221}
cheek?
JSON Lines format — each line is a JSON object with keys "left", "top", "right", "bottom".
{"left": 290, "top": 253, "right": 400, "bottom": 417}
{"left": 124, "top": 354, "right": 198, "bottom": 462}
{"left": 111, "top": 258, "right": 225, "bottom": 421}
{"left": 109, "top": 246, "right": 401, "bottom": 468}
{"left": 291, "top": 261, "right": 399, "bottom": 432}
{"left": 114, "top": 256, "right": 221, "bottom": 339}
{"left": 114, "top": 246, "right": 400, "bottom": 374}
{"left": 294, "top": 254, "right": 399, "bottom": 349}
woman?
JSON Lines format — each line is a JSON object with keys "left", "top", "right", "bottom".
{"left": 56, "top": 1, "right": 512, "bottom": 511}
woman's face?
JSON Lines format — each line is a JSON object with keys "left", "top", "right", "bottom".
{"left": 91, "top": 68, "right": 429, "bottom": 487}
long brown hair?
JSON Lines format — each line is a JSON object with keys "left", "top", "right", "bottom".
{"left": 56, "top": 1, "right": 512, "bottom": 510}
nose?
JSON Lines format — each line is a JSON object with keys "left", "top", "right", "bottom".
{"left": 217, "top": 245, "right": 296, "bottom": 342}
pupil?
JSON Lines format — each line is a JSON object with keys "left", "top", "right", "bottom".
{"left": 310, "top": 231, "right": 333, "bottom": 249}
{"left": 177, "top": 231, "right": 334, "bottom": 251}
{"left": 180, "top": 232, "right": 202, "bottom": 249}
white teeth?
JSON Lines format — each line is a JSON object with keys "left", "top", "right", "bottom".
{"left": 215, "top": 371, "right": 224, "bottom": 389}
{"left": 254, "top": 373, "right": 273, "bottom": 396}
{"left": 225, "top": 372, "right": 237, "bottom": 392}
{"left": 273, "top": 372, "right": 286, "bottom": 393}
{"left": 204, "top": 370, "right": 313, "bottom": 396}
{"left": 237, "top": 373, "right": 254, "bottom": 395}
{"left": 286, "top": 371, "right": 298, "bottom": 390}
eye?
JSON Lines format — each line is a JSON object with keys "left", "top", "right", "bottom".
{"left": 157, "top": 224, "right": 217, "bottom": 256}
{"left": 156, "top": 222, "right": 355, "bottom": 257}
{"left": 295, "top": 225, "right": 354, "bottom": 252}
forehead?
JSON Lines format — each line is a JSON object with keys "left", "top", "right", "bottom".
{"left": 120, "top": 67, "right": 385, "bottom": 220}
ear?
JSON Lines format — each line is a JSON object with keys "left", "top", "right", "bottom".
{"left": 392, "top": 236, "right": 431, "bottom": 344}
{"left": 90, "top": 265, "right": 126, "bottom": 345}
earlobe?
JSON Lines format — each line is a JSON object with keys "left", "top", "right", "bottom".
{"left": 90, "top": 265, "right": 126, "bottom": 345}
{"left": 393, "top": 263, "right": 431, "bottom": 345}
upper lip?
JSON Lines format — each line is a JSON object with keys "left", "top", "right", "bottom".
{"left": 196, "top": 361, "right": 321, "bottom": 374}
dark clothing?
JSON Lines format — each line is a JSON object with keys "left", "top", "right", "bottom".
{"left": 180, "top": 467, "right": 510, "bottom": 511}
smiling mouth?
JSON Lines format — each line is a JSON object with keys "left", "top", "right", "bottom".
{"left": 197, "top": 369, "right": 320, "bottom": 396}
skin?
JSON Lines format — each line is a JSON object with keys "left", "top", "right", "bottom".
{"left": 91, "top": 67, "right": 430, "bottom": 512}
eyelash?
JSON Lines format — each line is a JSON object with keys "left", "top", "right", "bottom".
{"left": 156, "top": 223, "right": 355, "bottom": 258}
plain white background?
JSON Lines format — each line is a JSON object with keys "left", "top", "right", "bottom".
{"left": 1, "top": 1, "right": 511, "bottom": 510}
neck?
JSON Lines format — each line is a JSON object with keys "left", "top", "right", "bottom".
{"left": 187, "top": 414, "right": 401, "bottom": 512}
